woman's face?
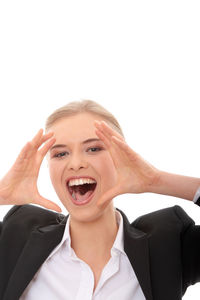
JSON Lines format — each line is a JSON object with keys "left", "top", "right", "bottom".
{"left": 46, "top": 112, "right": 118, "bottom": 222}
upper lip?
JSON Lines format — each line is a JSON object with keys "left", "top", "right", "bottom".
{"left": 66, "top": 175, "right": 97, "bottom": 186}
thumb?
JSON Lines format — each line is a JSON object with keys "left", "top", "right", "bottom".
{"left": 36, "top": 196, "right": 62, "bottom": 213}
{"left": 96, "top": 186, "right": 120, "bottom": 209}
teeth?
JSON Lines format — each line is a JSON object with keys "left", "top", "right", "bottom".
{"left": 68, "top": 178, "right": 96, "bottom": 187}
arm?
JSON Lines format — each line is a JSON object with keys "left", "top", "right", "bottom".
{"left": 149, "top": 171, "right": 200, "bottom": 202}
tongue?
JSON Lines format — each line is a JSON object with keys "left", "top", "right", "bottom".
{"left": 74, "top": 190, "right": 93, "bottom": 202}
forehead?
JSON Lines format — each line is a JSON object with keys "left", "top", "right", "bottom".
{"left": 48, "top": 113, "right": 104, "bottom": 140}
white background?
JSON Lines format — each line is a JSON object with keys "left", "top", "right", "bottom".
{"left": 0, "top": 1, "right": 200, "bottom": 298}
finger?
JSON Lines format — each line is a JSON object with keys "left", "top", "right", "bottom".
{"left": 95, "top": 129, "right": 111, "bottom": 149}
{"left": 31, "top": 129, "right": 44, "bottom": 148}
{"left": 39, "top": 131, "right": 55, "bottom": 145}
{"left": 35, "top": 131, "right": 55, "bottom": 149}
{"left": 38, "top": 137, "right": 56, "bottom": 158}
{"left": 24, "top": 129, "right": 44, "bottom": 158}
{"left": 26, "top": 132, "right": 55, "bottom": 159}
{"left": 16, "top": 130, "right": 54, "bottom": 161}
{"left": 101, "top": 121, "right": 125, "bottom": 141}
{"left": 111, "top": 136, "right": 132, "bottom": 152}
{"left": 94, "top": 120, "right": 124, "bottom": 141}
{"left": 96, "top": 186, "right": 120, "bottom": 209}
{"left": 94, "top": 121, "right": 112, "bottom": 142}
{"left": 16, "top": 142, "right": 32, "bottom": 161}
{"left": 30, "top": 129, "right": 54, "bottom": 150}
{"left": 95, "top": 122, "right": 124, "bottom": 154}
{"left": 96, "top": 128, "right": 124, "bottom": 156}
{"left": 95, "top": 129, "right": 123, "bottom": 170}
{"left": 111, "top": 136, "right": 138, "bottom": 161}
{"left": 36, "top": 196, "right": 62, "bottom": 212}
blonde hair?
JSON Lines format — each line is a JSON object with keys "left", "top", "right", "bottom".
{"left": 45, "top": 99, "right": 124, "bottom": 138}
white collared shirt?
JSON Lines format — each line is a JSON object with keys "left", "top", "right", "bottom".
{"left": 20, "top": 210, "right": 146, "bottom": 300}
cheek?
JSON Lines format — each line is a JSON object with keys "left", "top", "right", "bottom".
{"left": 93, "top": 153, "right": 117, "bottom": 184}
{"left": 48, "top": 162, "right": 63, "bottom": 184}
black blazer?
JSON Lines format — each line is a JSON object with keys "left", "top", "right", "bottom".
{"left": 0, "top": 204, "right": 200, "bottom": 300}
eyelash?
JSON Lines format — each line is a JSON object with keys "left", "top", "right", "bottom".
{"left": 53, "top": 147, "right": 103, "bottom": 158}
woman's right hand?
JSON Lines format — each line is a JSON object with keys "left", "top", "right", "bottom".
{"left": 0, "top": 129, "right": 62, "bottom": 212}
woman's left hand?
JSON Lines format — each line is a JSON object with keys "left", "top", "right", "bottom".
{"left": 94, "top": 120, "right": 161, "bottom": 209}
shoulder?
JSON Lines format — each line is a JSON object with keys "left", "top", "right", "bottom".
{"left": 2, "top": 204, "right": 65, "bottom": 232}
{"left": 131, "top": 205, "right": 195, "bottom": 234}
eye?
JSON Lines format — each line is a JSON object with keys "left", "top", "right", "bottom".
{"left": 87, "top": 147, "right": 103, "bottom": 153}
{"left": 53, "top": 151, "right": 68, "bottom": 158}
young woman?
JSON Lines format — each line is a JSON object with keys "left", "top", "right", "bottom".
{"left": 0, "top": 100, "right": 200, "bottom": 300}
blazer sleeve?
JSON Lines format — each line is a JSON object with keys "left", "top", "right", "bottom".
{"left": 132, "top": 204, "right": 200, "bottom": 295}
{"left": 174, "top": 205, "right": 200, "bottom": 291}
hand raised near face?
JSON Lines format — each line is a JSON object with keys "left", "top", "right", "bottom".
{"left": 94, "top": 120, "right": 161, "bottom": 209}
{"left": 0, "top": 129, "right": 62, "bottom": 212}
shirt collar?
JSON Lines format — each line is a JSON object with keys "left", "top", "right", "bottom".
{"left": 112, "top": 209, "right": 125, "bottom": 255}
{"left": 47, "top": 208, "right": 125, "bottom": 260}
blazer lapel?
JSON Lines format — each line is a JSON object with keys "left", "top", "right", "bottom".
{"left": 117, "top": 208, "right": 153, "bottom": 300}
{"left": 3, "top": 217, "right": 68, "bottom": 300}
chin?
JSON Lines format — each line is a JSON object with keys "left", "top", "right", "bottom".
{"left": 67, "top": 201, "right": 114, "bottom": 224}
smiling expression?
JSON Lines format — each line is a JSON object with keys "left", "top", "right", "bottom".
{"left": 46, "top": 112, "right": 118, "bottom": 222}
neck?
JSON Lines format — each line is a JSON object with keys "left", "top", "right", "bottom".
{"left": 69, "top": 205, "right": 118, "bottom": 261}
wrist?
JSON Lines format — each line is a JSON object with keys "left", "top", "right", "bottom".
{"left": 0, "top": 180, "right": 5, "bottom": 203}
{"left": 146, "top": 169, "right": 165, "bottom": 194}
{"left": 0, "top": 179, "right": 10, "bottom": 204}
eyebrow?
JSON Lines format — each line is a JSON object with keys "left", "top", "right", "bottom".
{"left": 50, "top": 138, "right": 102, "bottom": 151}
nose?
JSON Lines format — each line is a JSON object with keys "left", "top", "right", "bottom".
{"left": 67, "top": 153, "right": 88, "bottom": 171}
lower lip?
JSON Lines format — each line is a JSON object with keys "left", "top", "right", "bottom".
{"left": 67, "top": 186, "right": 96, "bottom": 206}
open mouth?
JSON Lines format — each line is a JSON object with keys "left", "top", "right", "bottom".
{"left": 67, "top": 181, "right": 97, "bottom": 205}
